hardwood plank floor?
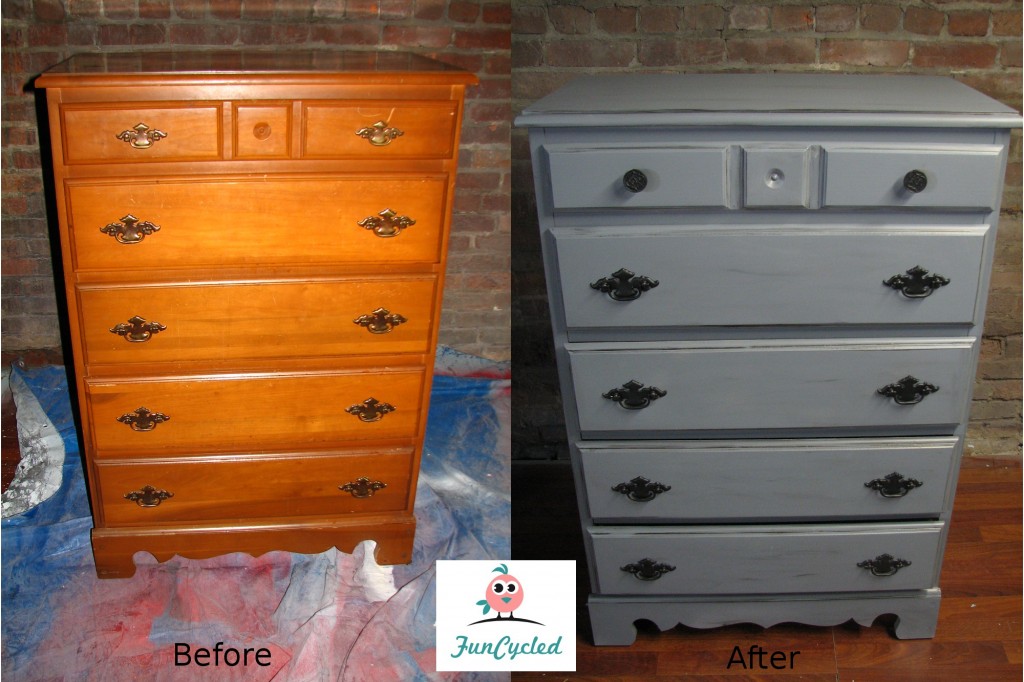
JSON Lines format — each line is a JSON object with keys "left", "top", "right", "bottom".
{"left": 511, "top": 456, "right": 1022, "bottom": 681}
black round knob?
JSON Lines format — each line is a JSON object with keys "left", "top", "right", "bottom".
{"left": 903, "top": 170, "right": 928, "bottom": 193}
{"left": 623, "top": 169, "right": 648, "bottom": 193}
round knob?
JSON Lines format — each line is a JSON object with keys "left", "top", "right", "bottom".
{"left": 903, "top": 170, "right": 927, "bottom": 193}
{"left": 253, "top": 122, "right": 272, "bottom": 140}
{"left": 623, "top": 169, "right": 648, "bottom": 193}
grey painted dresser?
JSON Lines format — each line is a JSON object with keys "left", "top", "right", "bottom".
{"left": 516, "top": 74, "right": 1021, "bottom": 644}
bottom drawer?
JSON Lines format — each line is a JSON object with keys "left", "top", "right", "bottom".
{"left": 97, "top": 448, "right": 413, "bottom": 526}
{"left": 589, "top": 522, "right": 943, "bottom": 595}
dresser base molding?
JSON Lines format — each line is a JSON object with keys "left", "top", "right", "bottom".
{"left": 91, "top": 514, "right": 416, "bottom": 579}
{"left": 588, "top": 590, "right": 941, "bottom": 645}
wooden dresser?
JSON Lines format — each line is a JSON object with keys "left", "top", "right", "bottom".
{"left": 516, "top": 74, "right": 1020, "bottom": 643}
{"left": 36, "top": 51, "right": 476, "bottom": 579}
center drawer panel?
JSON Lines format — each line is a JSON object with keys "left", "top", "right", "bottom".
{"left": 78, "top": 276, "right": 437, "bottom": 366}
{"left": 569, "top": 339, "right": 973, "bottom": 437}
{"left": 86, "top": 368, "right": 425, "bottom": 457}
{"left": 66, "top": 176, "right": 448, "bottom": 270}
{"left": 580, "top": 438, "right": 957, "bottom": 523}
{"left": 96, "top": 448, "right": 413, "bottom": 526}
{"left": 588, "top": 522, "right": 943, "bottom": 595}
{"left": 555, "top": 226, "right": 988, "bottom": 329}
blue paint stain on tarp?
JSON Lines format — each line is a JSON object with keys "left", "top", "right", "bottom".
{"left": 1, "top": 353, "right": 510, "bottom": 681}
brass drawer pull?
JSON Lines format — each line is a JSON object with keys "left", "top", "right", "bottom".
{"left": 883, "top": 266, "right": 950, "bottom": 299}
{"left": 346, "top": 397, "right": 395, "bottom": 422}
{"left": 621, "top": 558, "right": 675, "bottom": 581}
{"left": 612, "top": 476, "right": 671, "bottom": 502}
{"left": 115, "top": 122, "right": 167, "bottom": 149}
{"left": 865, "top": 472, "right": 923, "bottom": 498}
{"left": 124, "top": 485, "right": 173, "bottom": 507}
{"left": 591, "top": 268, "right": 659, "bottom": 301}
{"left": 857, "top": 553, "right": 911, "bottom": 577}
{"left": 100, "top": 214, "right": 160, "bottom": 244}
{"left": 109, "top": 315, "right": 166, "bottom": 343}
{"left": 603, "top": 380, "right": 667, "bottom": 410}
{"left": 355, "top": 120, "right": 403, "bottom": 146}
{"left": 339, "top": 477, "right": 387, "bottom": 498}
{"left": 117, "top": 406, "right": 170, "bottom": 431}
{"left": 877, "top": 375, "right": 939, "bottom": 405}
{"left": 357, "top": 208, "right": 416, "bottom": 238}
{"left": 354, "top": 307, "right": 407, "bottom": 334}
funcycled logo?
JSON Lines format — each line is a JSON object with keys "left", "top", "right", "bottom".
{"left": 472, "top": 563, "right": 542, "bottom": 625}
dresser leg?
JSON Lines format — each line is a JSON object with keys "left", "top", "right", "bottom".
{"left": 369, "top": 528, "right": 416, "bottom": 565}
{"left": 91, "top": 542, "right": 140, "bottom": 579}
{"left": 588, "top": 603, "right": 640, "bottom": 646}
{"left": 892, "top": 601, "right": 940, "bottom": 639}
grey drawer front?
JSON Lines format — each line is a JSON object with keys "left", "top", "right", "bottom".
{"left": 555, "top": 227, "right": 987, "bottom": 329}
{"left": 546, "top": 145, "right": 728, "bottom": 210}
{"left": 589, "top": 522, "right": 943, "bottom": 595}
{"left": 823, "top": 146, "right": 1003, "bottom": 209}
{"left": 581, "top": 438, "right": 957, "bottom": 523}
{"left": 569, "top": 339, "right": 974, "bottom": 436}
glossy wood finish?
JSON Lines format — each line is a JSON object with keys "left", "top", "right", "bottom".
{"left": 37, "top": 51, "right": 475, "bottom": 578}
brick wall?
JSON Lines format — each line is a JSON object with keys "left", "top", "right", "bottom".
{"left": 1, "top": 0, "right": 511, "bottom": 361}
{"left": 512, "top": 1, "right": 1022, "bottom": 459}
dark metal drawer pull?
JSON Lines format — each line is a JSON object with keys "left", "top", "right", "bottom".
{"left": 865, "top": 472, "right": 923, "bottom": 498}
{"left": 339, "top": 477, "right": 387, "bottom": 498}
{"left": 100, "top": 214, "right": 160, "bottom": 244}
{"left": 590, "top": 268, "right": 659, "bottom": 301}
{"left": 357, "top": 208, "right": 415, "bottom": 238}
{"left": 623, "top": 168, "right": 648, "bottom": 193}
{"left": 355, "top": 121, "right": 403, "bottom": 146}
{"left": 883, "top": 266, "right": 950, "bottom": 298}
{"left": 353, "top": 307, "right": 407, "bottom": 334}
{"left": 621, "top": 558, "right": 675, "bottom": 581}
{"left": 115, "top": 122, "right": 167, "bottom": 149}
{"left": 612, "top": 476, "right": 671, "bottom": 502}
{"left": 109, "top": 315, "right": 166, "bottom": 343}
{"left": 346, "top": 397, "right": 395, "bottom": 422}
{"left": 603, "top": 380, "right": 666, "bottom": 410}
{"left": 124, "top": 485, "right": 173, "bottom": 508}
{"left": 857, "top": 553, "right": 911, "bottom": 577}
{"left": 903, "top": 169, "right": 928, "bottom": 193}
{"left": 117, "top": 406, "right": 170, "bottom": 431}
{"left": 877, "top": 375, "right": 939, "bottom": 405}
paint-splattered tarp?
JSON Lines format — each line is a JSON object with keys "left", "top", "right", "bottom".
{"left": 1, "top": 349, "right": 510, "bottom": 681}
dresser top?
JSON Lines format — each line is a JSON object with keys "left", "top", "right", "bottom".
{"left": 36, "top": 50, "right": 477, "bottom": 88}
{"left": 516, "top": 73, "right": 1021, "bottom": 129}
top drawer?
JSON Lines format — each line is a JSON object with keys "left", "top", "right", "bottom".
{"left": 304, "top": 100, "right": 459, "bottom": 160}
{"left": 62, "top": 103, "right": 222, "bottom": 164}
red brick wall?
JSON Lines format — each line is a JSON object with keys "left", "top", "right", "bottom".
{"left": 1, "top": 0, "right": 511, "bottom": 361}
{"left": 512, "top": 1, "right": 1022, "bottom": 459}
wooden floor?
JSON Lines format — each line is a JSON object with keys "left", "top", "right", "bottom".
{"left": 511, "top": 456, "right": 1022, "bottom": 681}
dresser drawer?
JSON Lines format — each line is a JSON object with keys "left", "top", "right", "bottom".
{"left": 569, "top": 339, "right": 974, "bottom": 437}
{"left": 86, "top": 368, "right": 426, "bottom": 457}
{"left": 823, "top": 145, "right": 1004, "bottom": 209}
{"left": 97, "top": 449, "right": 413, "bottom": 526}
{"left": 555, "top": 226, "right": 987, "bottom": 329}
{"left": 589, "top": 522, "right": 943, "bottom": 595}
{"left": 61, "top": 103, "right": 222, "bottom": 164}
{"left": 545, "top": 145, "right": 729, "bottom": 210}
{"left": 67, "top": 176, "right": 448, "bottom": 269}
{"left": 303, "top": 100, "right": 458, "bottom": 159}
{"left": 79, "top": 276, "right": 437, "bottom": 366}
{"left": 581, "top": 438, "right": 956, "bottom": 523}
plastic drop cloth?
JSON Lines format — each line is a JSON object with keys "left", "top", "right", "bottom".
{"left": 1, "top": 348, "right": 510, "bottom": 681}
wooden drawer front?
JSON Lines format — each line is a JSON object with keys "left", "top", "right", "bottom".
{"left": 545, "top": 145, "right": 728, "bottom": 210}
{"left": 97, "top": 449, "right": 413, "bottom": 526}
{"left": 555, "top": 226, "right": 987, "bottom": 329}
{"left": 62, "top": 104, "right": 222, "bottom": 164}
{"left": 581, "top": 438, "right": 957, "bottom": 524}
{"left": 86, "top": 369, "right": 425, "bottom": 457}
{"left": 823, "top": 146, "right": 1004, "bottom": 209}
{"left": 67, "top": 176, "right": 447, "bottom": 269}
{"left": 79, "top": 277, "right": 437, "bottom": 366}
{"left": 303, "top": 101, "right": 458, "bottom": 159}
{"left": 589, "top": 522, "right": 943, "bottom": 595}
{"left": 569, "top": 339, "right": 974, "bottom": 437}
